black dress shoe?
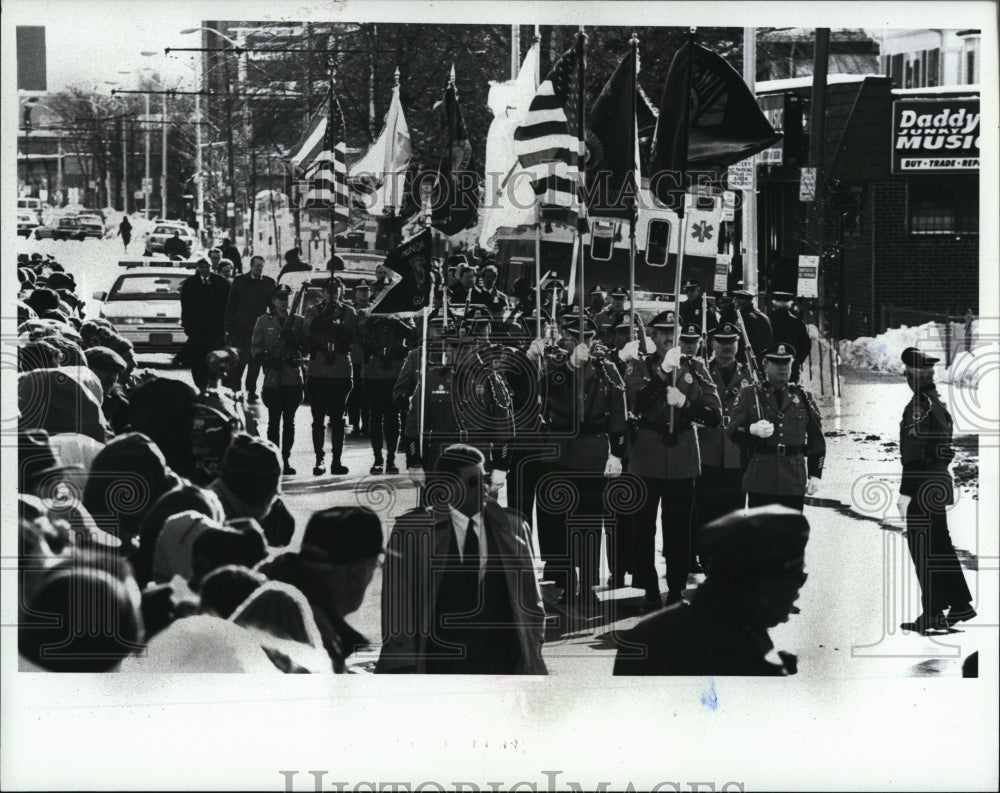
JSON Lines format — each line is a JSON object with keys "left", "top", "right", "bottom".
{"left": 370, "top": 461, "right": 384, "bottom": 475}
{"left": 900, "top": 612, "right": 948, "bottom": 633}
{"left": 641, "top": 593, "right": 661, "bottom": 612}
{"left": 664, "top": 590, "right": 685, "bottom": 607}
{"left": 330, "top": 462, "right": 349, "bottom": 475}
{"left": 947, "top": 605, "right": 977, "bottom": 625}
{"left": 385, "top": 461, "right": 400, "bottom": 474}
{"left": 283, "top": 462, "right": 296, "bottom": 476}
{"left": 313, "top": 464, "right": 325, "bottom": 476}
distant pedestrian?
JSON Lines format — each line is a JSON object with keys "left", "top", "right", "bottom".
{"left": 118, "top": 215, "right": 132, "bottom": 251}
{"left": 163, "top": 230, "right": 190, "bottom": 260}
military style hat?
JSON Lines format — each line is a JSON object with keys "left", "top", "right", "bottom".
{"left": 353, "top": 280, "right": 371, "bottom": 292}
{"left": 647, "top": 310, "right": 677, "bottom": 331}
{"left": 271, "top": 283, "right": 293, "bottom": 299}
{"left": 302, "top": 506, "right": 385, "bottom": 565}
{"left": 589, "top": 284, "right": 608, "bottom": 295}
{"left": 711, "top": 322, "right": 740, "bottom": 342}
{"left": 85, "top": 346, "right": 128, "bottom": 373}
{"left": 901, "top": 346, "right": 939, "bottom": 368}
{"left": 679, "top": 323, "right": 701, "bottom": 340}
{"left": 733, "top": 289, "right": 755, "bottom": 299}
{"left": 613, "top": 314, "right": 642, "bottom": 332}
{"left": 682, "top": 279, "right": 701, "bottom": 290}
{"left": 610, "top": 286, "right": 628, "bottom": 299}
{"left": 699, "top": 505, "right": 810, "bottom": 572}
{"left": 558, "top": 316, "right": 598, "bottom": 338}
{"left": 770, "top": 291, "right": 795, "bottom": 301}
{"left": 763, "top": 343, "right": 796, "bottom": 362}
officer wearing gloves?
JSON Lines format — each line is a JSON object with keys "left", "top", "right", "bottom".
{"left": 528, "top": 315, "right": 628, "bottom": 619}
{"left": 727, "top": 343, "right": 825, "bottom": 511}
{"left": 621, "top": 310, "right": 722, "bottom": 612}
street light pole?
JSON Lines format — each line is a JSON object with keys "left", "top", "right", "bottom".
{"left": 161, "top": 91, "right": 169, "bottom": 218}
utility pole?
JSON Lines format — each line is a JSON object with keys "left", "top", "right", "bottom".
{"left": 810, "top": 28, "right": 830, "bottom": 323}
{"left": 161, "top": 92, "right": 168, "bottom": 218}
{"left": 511, "top": 24, "right": 521, "bottom": 79}
{"left": 742, "top": 26, "right": 759, "bottom": 304}
{"left": 144, "top": 93, "right": 151, "bottom": 219}
{"left": 195, "top": 90, "right": 204, "bottom": 243}
{"left": 121, "top": 117, "right": 128, "bottom": 212}
{"left": 224, "top": 50, "right": 237, "bottom": 241}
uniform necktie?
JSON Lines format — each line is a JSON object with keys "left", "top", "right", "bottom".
{"left": 463, "top": 518, "right": 479, "bottom": 571}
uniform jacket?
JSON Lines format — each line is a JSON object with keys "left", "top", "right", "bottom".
{"left": 180, "top": 273, "right": 230, "bottom": 342}
{"left": 737, "top": 307, "right": 773, "bottom": 363}
{"left": 613, "top": 583, "right": 795, "bottom": 676}
{"left": 769, "top": 308, "right": 811, "bottom": 366}
{"left": 624, "top": 353, "right": 722, "bottom": 480}
{"left": 678, "top": 299, "right": 719, "bottom": 335}
{"left": 250, "top": 311, "right": 306, "bottom": 388}
{"left": 727, "top": 380, "right": 825, "bottom": 495}
{"left": 358, "top": 315, "right": 408, "bottom": 381}
{"left": 899, "top": 385, "right": 955, "bottom": 504}
{"left": 303, "top": 300, "right": 357, "bottom": 380}
{"left": 699, "top": 359, "right": 754, "bottom": 470}
{"left": 540, "top": 354, "right": 628, "bottom": 471}
{"left": 593, "top": 306, "right": 640, "bottom": 346}
{"left": 376, "top": 500, "right": 547, "bottom": 675}
{"left": 224, "top": 273, "right": 276, "bottom": 344}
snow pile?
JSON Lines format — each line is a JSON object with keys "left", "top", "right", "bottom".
{"left": 838, "top": 321, "right": 987, "bottom": 388}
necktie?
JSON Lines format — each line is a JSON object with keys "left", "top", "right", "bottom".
{"left": 463, "top": 518, "right": 479, "bottom": 572}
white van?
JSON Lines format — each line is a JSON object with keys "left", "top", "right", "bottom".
{"left": 17, "top": 197, "right": 43, "bottom": 222}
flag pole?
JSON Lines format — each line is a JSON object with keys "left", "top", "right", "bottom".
{"left": 329, "top": 64, "right": 338, "bottom": 270}
{"left": 629, "top": 32, "right": 640, "bottom": 349}
{"left": 387, "top": 66, "right": 401, "bottom": 251}
{"left": 576, "top": 26, "right": 587, "bottom": 344}
{"left": 669, "top": 27, "right": 697, "bottom": 433}
{"left": 533, "top": 25, "right": 543, "bottom": 339}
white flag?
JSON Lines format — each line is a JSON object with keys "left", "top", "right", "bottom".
{"left": 350, "top": 83, "right": 411, "bottom": 216}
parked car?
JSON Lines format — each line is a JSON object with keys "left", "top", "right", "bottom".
{"left": 17, "top": 197, "right": 43, "bottom": 223}
{"left": 17, "top": 212, "right": 39, "bottom": 238}
{"left": 34, "top": 216, "right": 88, "bottom": 241}
{"left": 144, "top": 223, "right": 196, "bottom": 256}
{"left": 75, "top": 214, "right": 106, "bottom": 240}
{"left": 91, "top": 267, "right": 190, "bottom": 351}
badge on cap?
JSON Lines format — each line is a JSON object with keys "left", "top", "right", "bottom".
{"left": 684, "top": 372, "right": 693, "bottom": 384}
{"left": 778, "top": 344, "right": 788, "bottom": 355}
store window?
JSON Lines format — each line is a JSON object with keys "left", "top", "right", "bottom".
{"left": 966, "top": 50, "right": 976, "bottom": 84}
{"left": 927, "top": 48, "right": 940, "bottom": 87}
{"left": 908, "top": 179, "right": 979, "bottom": 235}
{"left": 646, "top": 219, "right": 671, "bottom": 266}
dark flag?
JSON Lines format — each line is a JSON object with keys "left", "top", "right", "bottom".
{"left": 587, "top": 47, "right": 638, "bottom": 219}
{"left": 431, "top": 70, "right": 479, "bottom": 236}
{"left": 514, "top": 40, "right": 587, "bottom": 230}
{"left": 303, "top": 81, "right": 350, "bottom": 232}
{"left": 651, "top": 41, "right": 782, "bottom": 205}
{"left": 368, "top": 229, "right": 435, "bottom": 316}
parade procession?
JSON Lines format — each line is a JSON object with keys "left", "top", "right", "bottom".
{"left": 11, "top": 13, "right": 992, "bottom": 692}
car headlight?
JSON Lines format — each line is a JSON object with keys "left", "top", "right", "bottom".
{"left": 118, "top": 317, "right": 145, "bottom": 325}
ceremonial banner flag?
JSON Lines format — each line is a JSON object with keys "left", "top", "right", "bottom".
{"left": 651, "top": 41, "right": 781, "bottom": 204}
{"left": 368, "top": 229, "right": 435, "bottom": 316}
{"left": 350, "top": 79, "right": 412, "bottom": 216}
{"left": 587, "top": 47, "right": 639, "bottom": 219}
{"left": 431, "top": 69, "right": 479, "bottom": 235}
{"left": 303, "top": 82, "right": 350, "bottom": 233}
{"left": 514, "top": 41, "right": 586, "bottom": 230}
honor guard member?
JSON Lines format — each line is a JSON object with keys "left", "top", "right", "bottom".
{"left": 527, "top": 315, "right": 628, "bottom": 614}
{"left": 479, "top": 265, "right": 510, "bottom": 317}
{"left": 586, "top": 284, "right": 609, "bottom": 317}
{"left": 896, "top": 347, "right": 975, "bottom": 634}
{"left": 594, "top": 286, "right": 630, "bottom": 346}
{"left": 696, "top": 323, "right": 753, "bottom": 529}
{"left": 614, "top": 506, "right": 809, "bottom": 676}
{"left": 360, "top": 315, "right": 411, "bottom": 474}
{"left": 732, "top": 289, "right": 773, "bottom": 368}
{"left": 678, "top": 323, "right": 703, "bottom": 359}
{"left": 727, "top": 343, "right": 825, "bottom": 511}
{"left": 347, "top": 281, "right": 374, "bottom": 437}
{"left": 678, "top": 279, "right": 719, "bottom": 336}
{"left": 768, "top": 291, "right": 811, "bottom": 383}
{"left": 621, "top": 310, "right": 722, "bottom": 611}
{"left": 250, "top": 284, "right": 307, "bottom": 475}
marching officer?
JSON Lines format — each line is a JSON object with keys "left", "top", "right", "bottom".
{"left": 732, "top": 289, "right": 773, "bottom": 368}
{"left": 768, "top": 291, "right": 811, "bottom": 382}
{"left": 897, "top": 347, "right": 975, "bottom": 634}
{"left": 526, "top": 315, "right": 628, "bottom": 616}
{"left": 586, "top": 284, "right": 608, "bottom": 318}
{"left": 678, "top": 323, "right": 704, "bottom": 360}
{"left": 695, "top": 323, "right": 753, "bottom": 530}
{"left": 593, "top": 286, "right": 630, "bottom": 346}
{"left": 727, "top": 343, "right": 825, "bottom": 511}
{"left": 250, "top": 284, "right": 306, "bottom": 476}
{"left": 620, "top": 310, "right": 722, "bottom": 611}
{"left": 359, "top": 314, "right": 411, "bottom": 474}
{"left": 678, "top": 279, "right": 719, "bottom": 336}
{"left": 347, "top": 281, "right": 374, "bottom": 438}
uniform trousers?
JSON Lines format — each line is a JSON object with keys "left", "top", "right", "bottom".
{"left": 747, "top": 491, "right": 805, "bottom": 512}
{"left": 366, "top": 378, "right": 401, "bottom": 461}
{"left": 307, "top": 376, "right": 353, "bottom": 463}
{"left": 633, "top": 476, "right": 695, "bottom": 596}
{"left": 905, "top": 497, "right": 973, "bottom": 616}
{"left": 261, "top": 384, "right": 304, "bottom": 459}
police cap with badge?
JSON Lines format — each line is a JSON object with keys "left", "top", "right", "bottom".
{"left": 762, "top": 343, "right": 796, "bottom": 363}
{"left": 647, "top": 310, "right": 677, "bottom": 331}
{"left": 610, "top": 285, "right": 628, "bottom": 300}
{"left": 711, "top": 322, "right": 740, "bottom": 342}
{"left": 679, "top": 323, "right": 701, "bottom": 341}
{"left": 271, "top": 283, "right": 292, "bottom": 301}
{"left": 771, "top": 291, "right": 795, "bottom": 302}
{"left": 559, "top": 315, "right": 598, "bottom": 340}
{"left": 590, "top": 284, "right": 608, "bottom": 296}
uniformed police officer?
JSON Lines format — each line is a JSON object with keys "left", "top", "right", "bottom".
{"left": 614, "top": 505, "right": 809, "bottom": 676}
{"left": 733, "top": 289, "right": 773, "bottom": 368}
{"left": 620, "top": 310, "right": 722, "bottom": 611}
{"left": 769, "top": 291, "right": 811, "bottom": 382}
{"left": 593, "top": 286, "right": 630, "bottom": 346}
{"left": 695, "top": 323, "right": 753, "bottom": 530}
{"left": 360, "top": 314, "right": 411, "bottom": 474}
{"left": 727, "top": 343, "right": 825, "bottom": 511}
{"left": 347, "top": 281, "right": 373, "bottom": 438}
{"left": 586, "top": 284, "right": 608, "bottom": 318}
{"left": 897, "top": 347, "right": 975, "bottom": 634}
{"left": 678, "top": 279, "right": 719, "bottom": 336}
{"left": 527, "top": 315, "right": 628, "bottom": 616}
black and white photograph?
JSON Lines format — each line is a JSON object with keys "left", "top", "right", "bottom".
{"left": 2, "top": 0, "right": 997, "bottom": 789}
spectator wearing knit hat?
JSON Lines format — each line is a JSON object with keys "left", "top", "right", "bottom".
{"left": 128, "top": 377, "right": 199, "bottom": 479}
{"left": 85, "top": 346, "right": 130, "bottom": 433}
{"left": 209, "top": 433, "right": 283, "bottom": 525}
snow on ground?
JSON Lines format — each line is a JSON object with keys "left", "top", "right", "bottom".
{"left": 838, "top": 320, "right": 991, "bottom": 388}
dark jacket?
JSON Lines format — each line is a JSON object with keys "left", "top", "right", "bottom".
{"left": 769, "top": 308, "right": 811, "bottom": 366}
{"left": 221, "top": 243, "right": 243, "bottom": 273}
{"left": 224, "top": 273, "right": 276, "bottom": 344}
{"left": 180, "top": 273, "right": 230, "bottom": 343}
{"left": 163, "top": 235, "right": 190, "bottom": 259}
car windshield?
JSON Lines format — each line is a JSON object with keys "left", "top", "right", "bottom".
{"left": 59, "top": 218, "right": 80, "bottom": 226}
{"left": 153, "top": 225, "right": 184, "bottom": 235}
{"left": 108, "top": 273, "right": 187, "bottom": 301}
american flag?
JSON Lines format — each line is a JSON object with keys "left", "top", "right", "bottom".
{"left": 513, "top": 39, "right": 586, "bottom": 230}
{"left": 303, "top": 84, "right": 350, "bottom": 230}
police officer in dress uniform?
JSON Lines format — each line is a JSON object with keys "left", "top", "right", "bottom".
{"left": 696, "top": 323, "right": 753, "bottom": 528}
{"left": 896, "top": 347, "right": 976, "bottom": 634}
{"left": 586, "top": 284, "right": 608, "bottom": 318}
{"left": 768, "top": 291, "right": 811, "bottom": 383}
{"left": 678, "top": 279, "right": 719, "bottom": 337}
{"left": 614, "top": 505, "right": 809, "bottom": 676}
{"left": 727, "top": 343, "right": 825, "bottom": 511}
{"left": 346, "top": 281, "right": 373, "bottom": 438}
{"left": 621, "top": 310, "right": 722, "bottom": 611}
{"left": 526, "top": 315, "right": 628, "bottom": 617}
{"left": 732, "top": 289, "right": 773, "bottom": 370}
{"left": 593, "top": 286, "right": 631, "bottom": 347}
{"left": 360, "top": 314, "right": 411, "bottom": 474}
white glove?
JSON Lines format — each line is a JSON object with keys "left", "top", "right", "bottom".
{"left": 666, "top": 386, "right": 687, "bottom": 408}
{"left": 408, "top": 467, "right": 425, "bottom": 489}
{"left": 618, "top": 340, "right": 642, "bottom": 363}
{"left": 604, "top": 455, "right": 623, "bottom": 477}
{"left": 569, "top": 342, "right": 590, "bottom": 369}
{"left": 750, "top": 419, "right": 775, "bottom": 438}
{"left": 661, "top": 346, "right": 682, "bottom": 373}
{"left": 526, "top": 338, "right": 546, "bottom": 362}
{"left": 806, "top": 476, "right": 820, "bottom": 496}
{"left": 488, "top": 469, "right": 507, "bottom": 496}
{"left": 897, "top": 494, "right": 911, "bottom": 521}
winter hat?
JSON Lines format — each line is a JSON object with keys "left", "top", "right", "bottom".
{"left": 218, "top": 433, "right": 282, "bottom": 505}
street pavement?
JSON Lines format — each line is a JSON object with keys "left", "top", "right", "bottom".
{"left": 138, "top": 356, "right": 994, "bottom": 677}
